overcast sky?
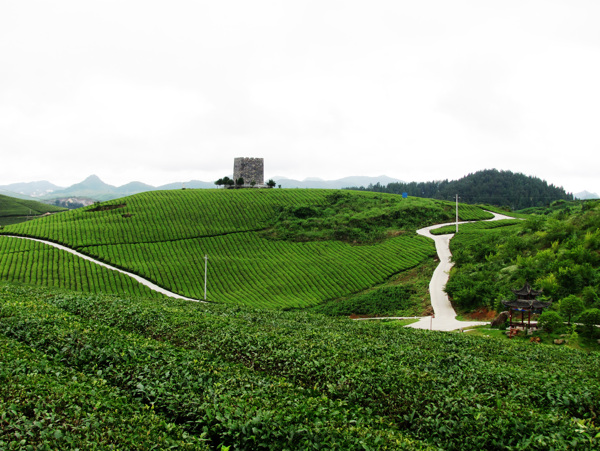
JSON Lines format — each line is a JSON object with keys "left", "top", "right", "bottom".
{"left": 1, "top": 0, "right": 599, "bottom": 194}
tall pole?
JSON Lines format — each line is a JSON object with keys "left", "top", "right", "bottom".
{"left": 455, "top": 194, "right": 459, "bottom": 233}
{"left": 204, "top": 254, "right": 208, "bottom": 301}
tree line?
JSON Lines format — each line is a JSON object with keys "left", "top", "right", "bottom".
{"left": 347, "top": 169, "right": 573, "bottom": 210}
{"left": 214, "top": 177, "right": 277, "bottom": 189}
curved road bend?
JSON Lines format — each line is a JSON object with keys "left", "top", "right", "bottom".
{"left": 3, "top": 235, "right": 203, "bottom": 302}
{"left": 407, "top": 211, "right": 514, "bottom": 331}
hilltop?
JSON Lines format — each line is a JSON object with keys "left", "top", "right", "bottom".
{"left": 350, "top": 169, "right": 573, "bottom": 210}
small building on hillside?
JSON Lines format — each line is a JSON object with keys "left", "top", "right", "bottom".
{"left": 233, "top": 157, "right": 265, "bottom": 187}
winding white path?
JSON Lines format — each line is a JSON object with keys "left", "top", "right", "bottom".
{"left": 407, "top": 212, "right": 514, "bottom": 331}
{"left": 2, "top": 235, "right": 203, "bottom": 302}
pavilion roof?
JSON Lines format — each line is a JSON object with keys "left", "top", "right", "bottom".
{"left": 501, "top": 298, "right": 552, "bottom": 310}
{"left": 511, "top": 282, "right": 543, "bottom": 299}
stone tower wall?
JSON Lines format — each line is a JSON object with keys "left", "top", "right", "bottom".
{"left": 233, "top": 157, "right": 264, "bottom": 186}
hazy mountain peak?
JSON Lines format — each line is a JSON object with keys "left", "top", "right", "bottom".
{"left": 574, "top": 190, "right": 599, "bottom": 200}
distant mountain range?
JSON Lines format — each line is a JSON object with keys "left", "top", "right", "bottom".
{"left": 273, "top": 175, "right": 403, "bottom": 189}
{"left": 1, "top": 174, "right": 596, "bottom": 208}
{"left": 0, "top": 175, "right": 402, "bottom": 204}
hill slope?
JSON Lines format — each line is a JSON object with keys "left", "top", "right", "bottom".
{"left": 1, "top": 189, "right": 492, "bottom": 309}
{"left": 0, "top": 193, "right": 66, "bottom": 226}
{"left": 445, "top": 200, "right": 600, "bottom": 314}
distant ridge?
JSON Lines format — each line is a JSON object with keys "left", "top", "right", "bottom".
{"left": 0, "top": 180, "right": 63, "bottom": 198}
{"left": 3, "top": 172, "right": 590, "bottom": 208}
{"left": 274, "top": 175, "right": 403, "bottom": 189}
{"left": 349, "top": 169, "right": 573, "bottom": 210}
{"left": 574, "top": 190, "right": 599, "bottom": 200}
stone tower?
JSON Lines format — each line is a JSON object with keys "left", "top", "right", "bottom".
{"left": 233, "top": 157, "right": 264, "bottom": 186}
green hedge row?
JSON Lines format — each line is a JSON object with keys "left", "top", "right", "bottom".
{"left": 0, "top": 283, "right": 425, "bottom": 450}
{"left": 0, "top": 334, "right": 207, "bottom": 450}
{"left": 38, "top": 285, "right": 600, "bottom": 450}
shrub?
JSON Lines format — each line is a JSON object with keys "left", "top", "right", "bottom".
{"left": 537, "top": 310, "right": 564, "bottom": 333}
{"left": 578, "top": 308, "right": 600, "bottom": 337}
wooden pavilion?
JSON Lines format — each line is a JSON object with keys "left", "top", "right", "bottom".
{"left": 501, "top": 282, "right": 552, "bottom": 329}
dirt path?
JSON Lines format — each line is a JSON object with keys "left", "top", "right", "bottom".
{"left": 2, "top": 235, "right": 203, "bottom": 302}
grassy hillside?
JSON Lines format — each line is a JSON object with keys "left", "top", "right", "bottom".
{"left": 444, "top": 200, "right": 600, "bottom": 319}
{"left": 0, "top": 189, "right": 493, "bottom": 309}
{"left": 0, "top": 193, "right": 66, "bottom": 226}
{"left": 2, "top": 282, "right": 598, "bottom": 449}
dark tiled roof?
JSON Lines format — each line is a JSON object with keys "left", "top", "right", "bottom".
{"left": 511, "top": 282, "right": 543, "bottom": 298}
{"left": 502, "top": 298, "right": 552, "bottom": 310}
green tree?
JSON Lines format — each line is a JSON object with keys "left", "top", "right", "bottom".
{"left": 267, "top": 179, "right": 276, "bottom": 188}
{"left": 559, "top": 295, "right": 585, "bottom": 325}
{"left": 578, "top": 308, "right": 600, "bottom": 337}
{"left": 235, "top": 177, "right": 244, "bottom": 188}
{"left": 582, "top": 286, "right": 599, "bottom": 307}
{"left": 537, "top": 311, "right": 564, "bottom": 333}
{"left": 221, "top": 177, "right": 233, "bottom": 189}
{"left": 214, "top": 178, "right": 223, "bottom": 188}
{"left": 250, "top": 180, "right": 257, "bottom": 188}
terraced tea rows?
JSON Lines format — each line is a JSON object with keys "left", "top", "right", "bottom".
{"left": 82, "top": 232, "right": 434, "bottom": 307}
{"left": 0, "top": 236, "right": 163, "bottom": 298}
{"left": 3, "top": 189, "right": 334, "bottom": 246}
{"left": 0, "top": 190, "right": 495, "bottom": 308}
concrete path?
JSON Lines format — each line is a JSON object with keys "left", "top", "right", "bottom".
{"left": 2, "top": 235, "right": 203, "bottom": 302}
{"left": 407, "top": 212, "right": 512, "bottom": 331}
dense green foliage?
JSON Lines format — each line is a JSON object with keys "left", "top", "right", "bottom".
{"left": 445, "top": 201, "right": 600, "bottom": 323}
{"left": 537, "top": 311, "right": 564, "bottom": 333}
{"left": 0, "top": 194, "right": 66, "bottom": 226}
{"left": 0, "top": 189, "right": 493, "bottom": 308}
{"left": 311, "top": 285, "right": 419, "bottom": 317}
{"left": 267, "top": 191, "right": 492, "bottom": 243}
{"left": 0, "top": 283, "right": 426, "bottom": 450}
{"left": 0, "top": 334, "right": 207, "bottom": 450}
{"left": 349, "top": 169, "right": 573, "bottom": 210}
{"left": 0, "top": 236, "right": 164, "bottom": 298}
{"left": 2, "top": 282, "right": 599, "bottom": 450}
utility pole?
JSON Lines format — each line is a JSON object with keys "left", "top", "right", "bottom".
{"left": 455, "top": 194, "right": 459, "bottom": 233}
{"left": 204, "top": 254, "right": 208, "bottom": 300}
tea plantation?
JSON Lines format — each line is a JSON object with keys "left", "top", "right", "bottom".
{"left": 0, "top": 189, "right": 491, "bottom": 309}
{"left": 1, "top": 190, "right": 599, "bottom": 449}
{"left": 1, "top": 283, "right": 599, "bottom": 449}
